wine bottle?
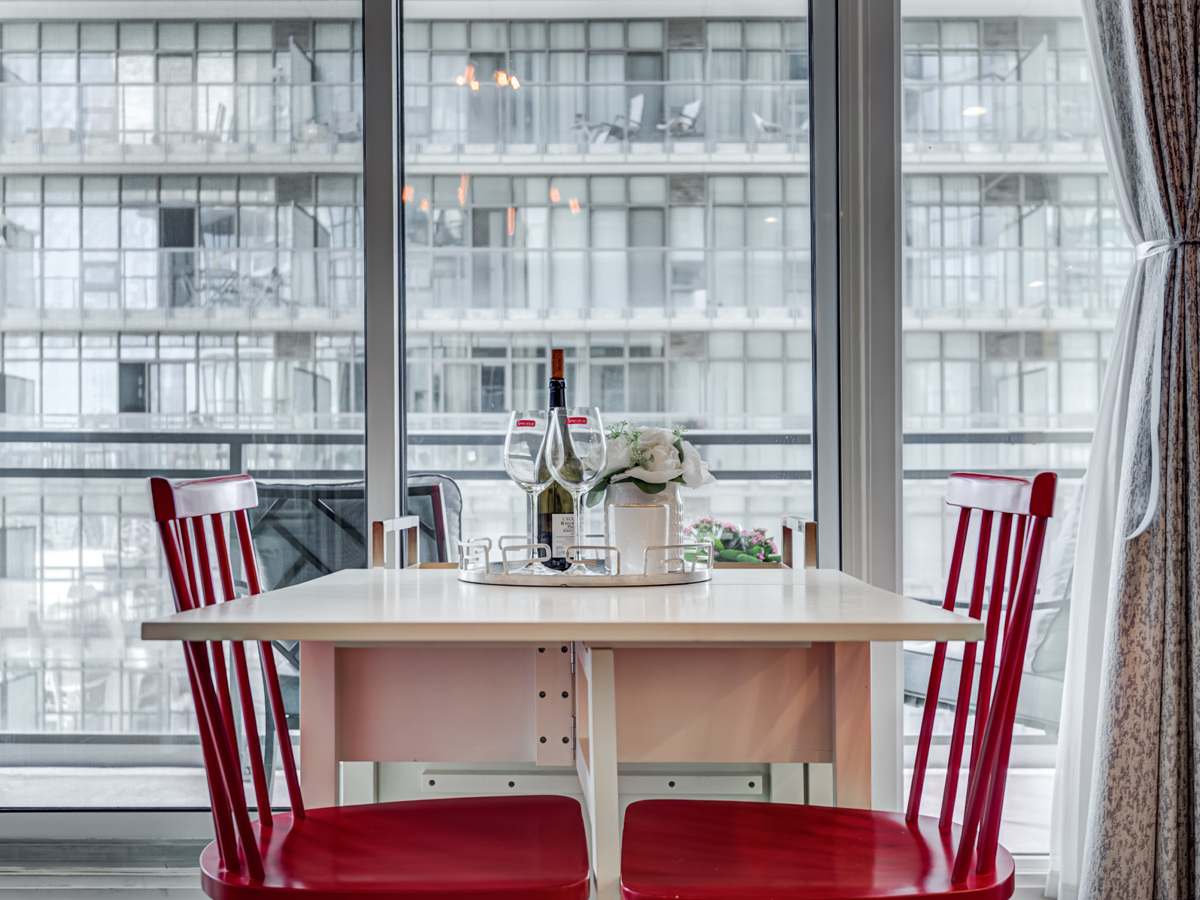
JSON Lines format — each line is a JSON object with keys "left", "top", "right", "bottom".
{"left": 537, "top": 349, "right": 573, "bottom": 571}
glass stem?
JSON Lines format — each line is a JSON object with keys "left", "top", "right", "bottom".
{"left": 573, "top": 491, "right": 586, "bottom": 554}
{"left": 528, "top": 489, "right": 539, "bottom": 555}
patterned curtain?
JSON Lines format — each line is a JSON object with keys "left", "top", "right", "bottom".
{"left": 1055, "top": 1, "right": 1200, "bottom": 897}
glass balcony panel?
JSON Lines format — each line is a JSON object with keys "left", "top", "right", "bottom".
{"left": 591, "top": 250, "right": 629, "bottom": 311}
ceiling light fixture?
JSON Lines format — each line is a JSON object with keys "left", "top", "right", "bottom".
{"left": 962, "top": 105, "right": 988, "bottom": 117}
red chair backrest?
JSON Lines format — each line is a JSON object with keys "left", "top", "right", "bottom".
{"left": 905, "top": 472, "right": 1056, "bottom": 882}
{"left": 149, "top": 474, "right": 305, "bottom": 881}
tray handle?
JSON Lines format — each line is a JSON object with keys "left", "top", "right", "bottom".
{"left": 567, "top": 545, "right": 621, "bottom": 575}
{"left": 501, "top": 543, "right": 552, "bottom": 574}
{"left": 643, "top": 541, "right": 715, "bottom": 575}
{"left": 457, "top": 538, "right": 492, "bottom": 572}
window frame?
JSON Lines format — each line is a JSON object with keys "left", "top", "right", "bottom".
{"left": 0, "top": 0, "right": 909, "bottom": 854}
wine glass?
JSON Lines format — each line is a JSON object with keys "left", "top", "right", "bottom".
{"left": 503, "top": 411, "right": 552, "bottom": 573}
{"left": 546, "top": 407, "right": 607, "bottom": 573}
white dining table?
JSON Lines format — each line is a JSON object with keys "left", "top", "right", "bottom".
{"left": 142, "top": 565, "right": 982, "bottom": 900}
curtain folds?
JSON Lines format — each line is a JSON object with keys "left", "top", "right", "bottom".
{"left": 1049, "top": 1, "right": 1200, "bottom": 897}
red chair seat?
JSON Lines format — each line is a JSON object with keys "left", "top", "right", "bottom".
{"left": 201, "top": 795, "right": 590, "bottom": 900}
{"left": 620, "top": 800, "right": 1014, "bottom": 900}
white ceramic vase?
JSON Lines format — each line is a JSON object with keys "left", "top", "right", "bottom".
{"left": 603, "top": 481, "right": 684, "bottom": 575}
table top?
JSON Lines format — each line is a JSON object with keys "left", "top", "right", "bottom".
{"left": 141, "top": 567, "right": 983, "bottom": 646}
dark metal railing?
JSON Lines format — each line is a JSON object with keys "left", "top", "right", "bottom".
{"left": 0, "top": 427, "right": 1089, "bottom": 481}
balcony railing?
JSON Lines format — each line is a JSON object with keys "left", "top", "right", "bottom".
{"left": 0, "top": 248, "right": 363, "bottom": 323}
{"left": 0, "top": 75, "right": 1101, "bottom": 165}
{"left": 0, "top": 244, "right": 1131, "bottom": 325}
{"left": 0, "top": 246, "right": 1131, "bottom": 324}
{"left": 404, "top": 247, "right": 812, "bottom": 324}
{"left": 902, "top": 79, "right": 1104, "bottom": 163}
{"left": 0, "top": 81, "right": 362, "bottom": 166}
{"left": 903, "top": 246, "right": 1133, "bottom": 323}
{"left": 0, "top": 244, "right": 811, "bottom": 324}
{"left": 404, "top": 79, "right": 809, "bottom": 159}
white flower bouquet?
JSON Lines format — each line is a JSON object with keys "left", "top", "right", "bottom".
{"left": 585, "top": 421, "right": 716, "bottom": 507}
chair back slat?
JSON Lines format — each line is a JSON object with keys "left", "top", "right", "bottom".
{"left": 937, "top": 509, "right": 992, "bottom": 829}
{"left": 967, "top": 512, "right": 1013, "bottom": 780}
{"left": 904, "top": 472, "right": 1056, "bottom": 883}
{"left": 177, "top": 519, "right": 203, "bottom": 613}
{"left": 188, "top": 519, "right": 243, "bottom": 780}
{"left": 905, "top": 504, "right": 972, "bottom": 823}
{"left": 186, "top": 631, "right": 266, "bottom": 880}
{"left": 1004, "top": 516, "right": 1028, "bottom": 633}
{"left": 955, "top": 512, "right": 1050, "bottom": 881}
{"left": 182, "top": 640, "right": 242, "bottom": 868}
{"left": 149, "top": 474, "right": 307, "bottom": 880}
{"left": 210, "top": 513, "right": 275, "bottom": 827}
{"left": 159, "top": 520, "right": 240, "bottom": 869}
{"left": 235, "top": 507, "right": 306, "bottom": 819}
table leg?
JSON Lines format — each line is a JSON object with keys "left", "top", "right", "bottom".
{"left": 832, "top": 641, "right": 872, "bottom": 809}
{"left": 579, "top": 646, "right": 620, "bottom": 900}
{"left": 299, "top": 640, "right": 338, "bottom": 808}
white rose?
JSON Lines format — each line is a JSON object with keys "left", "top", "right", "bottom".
{"left": 610, "top": 464, "right": 677, "bottom": 484}
{"left": 602, "top": 437, "right": 634, "bottom": 477}
{"left": 678, "top": 439, "right": 716, "bottom": 487}
{"left": 637, "top": 428, "right": 682, "bottom": 473}
{"left": 610, "top": 428, "right": 684, "bottom": 484}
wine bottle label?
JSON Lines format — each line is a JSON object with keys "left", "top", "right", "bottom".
{"left": 552, "top": 513, "right": 574, "bottom": 557}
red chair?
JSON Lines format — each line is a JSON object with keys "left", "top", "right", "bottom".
{"left": 149, "top": 474, "right": 590, "bottom": 900}
{"left": 620, "top": 472, "right": 1057, "bottom": 900}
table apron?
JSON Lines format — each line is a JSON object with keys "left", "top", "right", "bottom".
{"left": 298, "top": 641, "right": 873, "bottom": 807}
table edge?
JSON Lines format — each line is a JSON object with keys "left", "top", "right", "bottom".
{"left": 141, "top": 620, "right": 986, "bottom": 644}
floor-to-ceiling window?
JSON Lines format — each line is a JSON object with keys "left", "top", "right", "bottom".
{"left": 0, "top": 13, "right": 364, "bottom": 807}
{"left": 0, "top": 2, "right": 1093, "bottom": 858}
{"left": 900, "top": 4, "right": 1123, "bottom": 852}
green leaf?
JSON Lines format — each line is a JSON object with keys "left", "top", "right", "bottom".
{"left": 718, "top": 548, "right": 743, "bottom": 562}
{"left": 627, "top": 477, "right": 668, "bottom": 495}
{"left": 735, "top": 553, "right": 760, "bottom": 563}
{"left": 585, "top": 477, "right": 611, "bottom": 508}
{"left": 766, "top": 554, "right": 782, "bottom": 563}
{"left": 713, "top": 538, "right": 725, "bottom": 552}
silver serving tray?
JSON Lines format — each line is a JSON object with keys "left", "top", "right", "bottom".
{"left": 455, "top": 539, "right": 714, "bottom": 588}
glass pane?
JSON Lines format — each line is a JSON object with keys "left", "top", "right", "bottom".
{"left": 403, "top": 7, "right": 814, "bottom": 551}
{"left": 901, "top": 2, "right": 1124, "bottom": 853}
{"left": 0, "top": 10, "right": 365, "bottom": 808}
